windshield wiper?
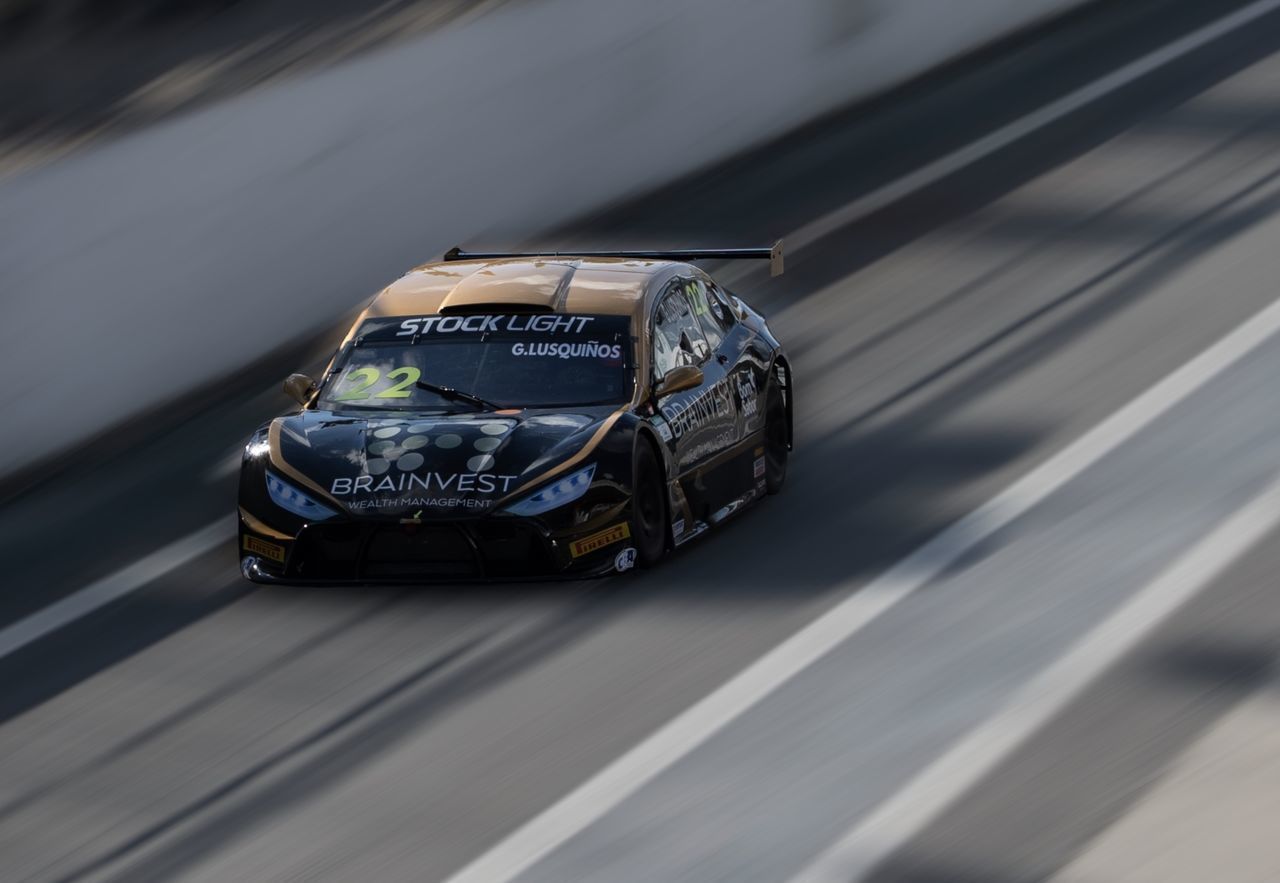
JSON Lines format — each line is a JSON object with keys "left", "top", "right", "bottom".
{"left": 415, "top": 379, "right": 506, "bottom": 411}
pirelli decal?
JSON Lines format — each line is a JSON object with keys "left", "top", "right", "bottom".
{"left": 243, "top": 535, "right": 287, "bottom": 563}
{"left": 570, "top": 522, "right": 631, "bottom": 558}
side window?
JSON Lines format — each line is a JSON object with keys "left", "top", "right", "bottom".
{"left": 653, "top": 287, "right": 710, "bottom": 379}
{"left": 684, "top": 279, "right": 726, "bottom": 351}
{"left": 706, "top": 282, "right": 739, "bottom": 327}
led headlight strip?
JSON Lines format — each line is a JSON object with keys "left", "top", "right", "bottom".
{"left": 265, "top": 471, "right": 339, "bottom": 521}
{"left": 502, "top": 464, "right": 596, "bottom": 516}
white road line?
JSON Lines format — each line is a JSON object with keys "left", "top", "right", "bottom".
{"left": 441, "top": 286, "right": 1280, "bottom": 881}
{"left": 789, "top": 468, "right": 1280, "bottom": 883}
{"left": 0, "top": 517, "right": 235, "bottom": 659}
{"left": 752, "top": 0, "right": 1280, "bottom": 268}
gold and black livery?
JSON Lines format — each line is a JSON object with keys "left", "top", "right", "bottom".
{"left": 238, "top": 244, "right": 792, "bottom": 582}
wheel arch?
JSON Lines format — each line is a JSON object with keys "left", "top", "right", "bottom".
{"left": 632, "top": 421, "right": 667, "bottom": 468}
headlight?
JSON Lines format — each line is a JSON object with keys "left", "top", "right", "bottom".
{"left": 502, "top": 464, "right": 596, "bottom": 516}
{"left": 265, "top": 471, "right": 338, "bottom": 521}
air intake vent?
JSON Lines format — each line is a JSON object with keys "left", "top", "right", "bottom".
{"left": 439, "top": 302, "right": 555, "bottom": 315}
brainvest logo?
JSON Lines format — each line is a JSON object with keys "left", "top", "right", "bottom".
{"left": 330, "top": 471, "right": 518, "bottom": 496}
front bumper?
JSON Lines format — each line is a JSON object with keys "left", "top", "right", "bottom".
{"left": 239, "top": 513, "right": 630, "bottom": 584}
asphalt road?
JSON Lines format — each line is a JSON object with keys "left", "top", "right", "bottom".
{"left": 4, "top": 1, "right": 1280, "bottom": 880}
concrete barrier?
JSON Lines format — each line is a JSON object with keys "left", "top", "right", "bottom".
{"left": 0, "top": 0, "right": 1087, "bottom": 478}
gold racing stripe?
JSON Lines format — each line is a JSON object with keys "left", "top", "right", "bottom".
{"left": 238, "top": 506, "right": 295, "bottom": 540}
{"left": 501, "top": 409, "right": 627, "bottom": 501}
{"left": 267, "top": 419, "right": 348, "bottom": 511}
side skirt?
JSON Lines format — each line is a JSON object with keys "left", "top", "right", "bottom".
{"left": 672, "top": 481, "right": 767, "bottom": 549}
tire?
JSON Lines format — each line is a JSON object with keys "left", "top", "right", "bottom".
{"left": 764, "top": 379, "right": 788, "bottom": 495}
{"left": 630, "top": 440, "right": 668, "bottom": 567}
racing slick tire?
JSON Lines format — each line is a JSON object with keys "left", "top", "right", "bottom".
{"left": 764, "top": 377, "right": 788, "bottom": 495}
{"left": 631, "top": 440, "right": 668, "bottom": 567}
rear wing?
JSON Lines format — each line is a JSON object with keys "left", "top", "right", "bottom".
{"left": 442, "top": 240, "right": 784, "bottom": 277}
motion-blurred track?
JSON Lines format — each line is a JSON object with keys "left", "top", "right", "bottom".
{"left": 4, "top": 1, "right": 1280, "bottom": 880}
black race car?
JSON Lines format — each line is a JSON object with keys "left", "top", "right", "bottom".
{"left": 238, "top": 245, "right": 793, "bottom": 582}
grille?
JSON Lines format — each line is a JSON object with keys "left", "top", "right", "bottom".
{"left": 288, "top": 520, "right": 556, "bottom": 581}
{"left": 364, "top": 526, "right": 477, "bottom": 578}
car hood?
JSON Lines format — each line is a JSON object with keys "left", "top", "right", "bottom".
{"left": 271, "top": 406, "right": 618, "bottom": 519}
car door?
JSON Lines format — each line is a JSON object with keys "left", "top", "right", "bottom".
{"left": 651, "top": 280, "right": 738, "bottom": 519}
{"left": 688, "top": 275, "right": 765, "bottom": 431}
{"left": 687, "top": 275, "right": 769, "bottom": 495}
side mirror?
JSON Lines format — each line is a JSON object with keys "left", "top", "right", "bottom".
{"left": 655, "top": 365, "right": 703, "bottom": 398}
{"left": 283, "top": 373, "right": 318, "bottom": 405}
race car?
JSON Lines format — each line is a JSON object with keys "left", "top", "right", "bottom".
{"left": 238, "top": 244, "right": 793, "bottom": 582}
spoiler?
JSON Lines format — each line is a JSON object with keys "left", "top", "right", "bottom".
{"left": 442, "top": 240, "right": 785, "bottom": 277}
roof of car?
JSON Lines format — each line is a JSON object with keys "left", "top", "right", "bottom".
{"left": 331, "top": 257, "right": 691, "bottom": 382}
{"left": 358, "top": 257, "right": 683, "bottom": 324}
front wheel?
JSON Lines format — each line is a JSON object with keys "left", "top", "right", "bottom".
{"left": 630, "top": 441, "right": 668, "bottom": 567}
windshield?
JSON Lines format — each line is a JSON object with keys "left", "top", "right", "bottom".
{"left": 316, "top": 313, "right": 633, "bottom": 410}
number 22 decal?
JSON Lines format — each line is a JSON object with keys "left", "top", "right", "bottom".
{"left": 333, "top": 366, "right": 422, "bottom": 400}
